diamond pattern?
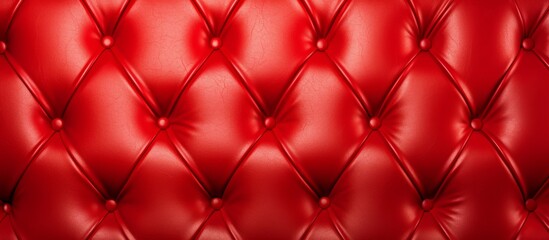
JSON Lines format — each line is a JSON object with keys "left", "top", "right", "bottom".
{"left": 0, "top": 0, "right": 547, "bottom": 238}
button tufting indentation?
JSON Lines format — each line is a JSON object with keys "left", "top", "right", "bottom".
{"left": 316, "top": 38, "right": 328, "bottom": 51}
{"left": 264, "top": 117, "right": 276, "bottom": 130}
{"left": 101, "top": 36, "right": 114, "bottom": 48}
{"left": 105, "top": 199, "right": 117, "bottom": 212}
{"left": 525, "top": 199, "right": 537, "bottom": 211}
{"left": 157, "top": 117, "right": 169, "bottom": 130}
{"left": 3, "top": 203, "right": 11, "bottom": 214}
{"left": 51, "top": 118, "right": 63, "bottom": 131}
{"left": 210, "top": 37, "right": 222, "bottom": 50}
{"left": 0, "top": 41, "right": 6, "bottom": 54}
{"left": 521, "top": 38, "right": 534, "bottom": 50}
{"left": 419, "top": 38, "right": 431, "bottom": 51}
{"left": 369, "top": 117, "right": 381, "bottom": 130}
{"left": 211, "top": 198, "right": 223, "bottom": 210}
{"left": 471, "top": 118, "right": 483, "bottom": 131}
{"left": 319, "top": 197, "right": 330, "bottom": 209}
{"left": 422, "top": 199, "right": 433, "bottom": 211}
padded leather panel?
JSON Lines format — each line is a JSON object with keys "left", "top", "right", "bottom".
{"left": 0, "top": 0, "right": 548, "bottom": 239}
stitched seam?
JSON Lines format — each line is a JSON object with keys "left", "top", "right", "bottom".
{"left": 115, "top": 131, "right": 162, "bottom": 199}
{"left": 512, "top": 213, "right": 530, "bottom": 239}
{"left": 480, "top": 50, "right": 522, "bottom": 119}
{"left": 534, "top": 176, "right": 549, "bottom": 199}
{"left": 325, "top": 0, "right": 351, "bottom": 36}
{"left": 511, "top": 0, "right": 526, "bottom": 34}
{"left": 167, "top": 51, "right": 214, "bottom": 116}
{"left": 328, "top": 209, "right": 348, "bottom": 240}
{"left": 8, "top": 132, "right": 55, "bottom": 200}
{"left": 114, "top": 211, "right": 135, "bottom": 240}
{"left": 298, "top": 0, "right": 321, "bottom": 34}
{"left": 430, "top": 212, "right": 453, "bottom": 240}
{"left": 272, "top": 50, "right": 316, "bottom": 116}
{"left": 325, "top": 54, "right": 371, "bottom": 117}
{"left": 165, "top": 131, "right": 211, "bottom": 196}
{"left": 218, "top": 0, "right": 243, "bottom": 35}
{"left": 8, "top": 216, "right": 21, "bottom": 240}
{"left": 190, "top": 210, "right": 215, "bottom": 240}
{"left": 428, "top": 53, "right": 474, "bottom": 116}
{"left": 378, "top": 131, "right": 423, "bottom": 198}
{"left": 529, "top": 7, "right": 548, "bottom": 36}
{"left": 220, "top": 131, "right": 266, "bottom": 196}
{"left": 406, "top": 211, "right": 425, "bottom": 240}
{"left": 406, "top": 0, "right": 422, "bottom": 35}
{"left": 299, "top": 208, "right": 322, "bottom": 240}
{"left": 480, "top": 131, "right": 526, "bottom": 198}
{"left": 3, "top": 0, "right": 23, "bottom": 38}
{"left": 78, "top": 0, "right": 104, "bottom": 35}
{"left": 4, "top": 53, "right": 54, "bottom": 118}
{"left": 272, "top": 131, "right": 319, "bottom": 197}
{"left": 328, "top": 131, "right": 372, "bottom": 193}
{"left": 221, "top": 211, "right": 240, "bottom": 240}
{"left": 433, "top": 131, "right": 473, "bottom": 200}
{"left": 111, "top": 0, "right": 133, "bottom": 34}
{"left": 191, "top": 0, "right": 214, "bottom": 34}
{"left": 111, "top": 51, "right": 160, "bottom": 116}
{"left": 61, "top": 49, "right": 106, "bottom": 117}
{"left": 219, "top": 51, "right": 267, "bottom": 115}
{"left": 425, "top": 0, "right": 454, "bottom": 38}
{"left": 83, "top": 212, "right": 109, "bottom": 239}
{"left": 377, "top": 52, "right": 420, "bottom": 117}
{"left": 60, "top": 135, "right": 108, "bottom": 199}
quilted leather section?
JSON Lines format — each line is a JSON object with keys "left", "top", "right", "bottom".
{"left": 0, "top": 0, "right": 548, "bottom": 239}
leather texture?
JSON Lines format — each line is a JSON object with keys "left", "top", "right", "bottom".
{"left": 1, "top": 0, "right": 548, "bottom": 239}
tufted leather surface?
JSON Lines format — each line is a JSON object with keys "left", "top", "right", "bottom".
{"left": 1, "top": 0, "right": 548, "bottom": 239}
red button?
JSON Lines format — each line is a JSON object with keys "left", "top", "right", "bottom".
{"left": 211, "top": 198, "right": 223, "bottom": 210}
{"left": 264, "top": 117, "right": 276, "bottom": 130}
{"left": 0, "top": 41, "right": 6, "bottom": 54}
{"left": 210, "top": 37, "right": 222, "bottom": 50}
{"left": 369, "top": 117, "right": 381, "bottom": 130}
{"left": 422, "top": 199, "right": 433, "bottom": 211}
{"left": 101, "top": 36, "right": 114, "bottom": 48}
{"left": 105, "top": 199, "right": 117, "bottom": 212}
{"left": 3, "top": 203, "right": 11, "bottom": 214}
{"left": 471, "top": 118, "right": 483, "bottom": 131}
{"left": 316, "top": 38, "right": 328, "bottom": 51}
{"left": 419, "top": 38, "right": 431, "bottom": 51}
{"left": 51, "top": 118, "right": 63, "bottom": 131}
{"left": 319, "top": 197, "right": 330, "bottom": 209}
{"left": 525, "top": 199, "right": 537, "bottom": 211}
{"left": 521, "top": 38, "right": 534, "bottom": 50}
{"left": 158, "top": 117, "right": 169, "bottom": 130}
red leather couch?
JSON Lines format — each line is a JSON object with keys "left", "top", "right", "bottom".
{"left": 1, "top": 0, "right": 548, "bottom": 239}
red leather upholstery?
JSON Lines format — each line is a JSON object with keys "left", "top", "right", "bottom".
{"left": 1, "top": 0, "right": 548, "bottom": 239}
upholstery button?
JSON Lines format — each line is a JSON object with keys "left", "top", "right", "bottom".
{"left": 422, "top": 199, "right": 433, "bottom": 211}
{"left": 211, "top": 198, "right": 223, "bottom": 210}
{"left": 157, "top": 117, "right": 169, "bottom": 130}
{"left": 316, "top": 38, "right": 328, "bottom": 51}
{"left": 419, "top": 38, "right": 431, "bottom": 51}
{"left": 210, "top": 37, "right": 222, "bottom": 50}
{"left": 3, "top": 203, "right": 11, "bottom": 214}
{"left": 525, "top": 199, "right": 537, "bottom": 211}
{"left": 51, "top": 118, "right": 63, "bottom": 131}
{"left": 471, "top": 118, "right": 483, "bottom": 131}
{"left": 369, "top": 117, "right": 381, "bottom": 130}
{"left": 101, "top": 36, "right": 114, "bottom": 48}
{"left": 0, "top": 41, "right": 6, "bottom": 54}
{"left": 105, "top": 199, "right": 117, "bottom": 212}
{"left": 521, "top": 38, "right": 534, "bottom": 50}
{"left": 264, "top": 117, "right": 276, "bottom": 130}
{"left": 319, "top": 197, "right": 330, "bottom": 209}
